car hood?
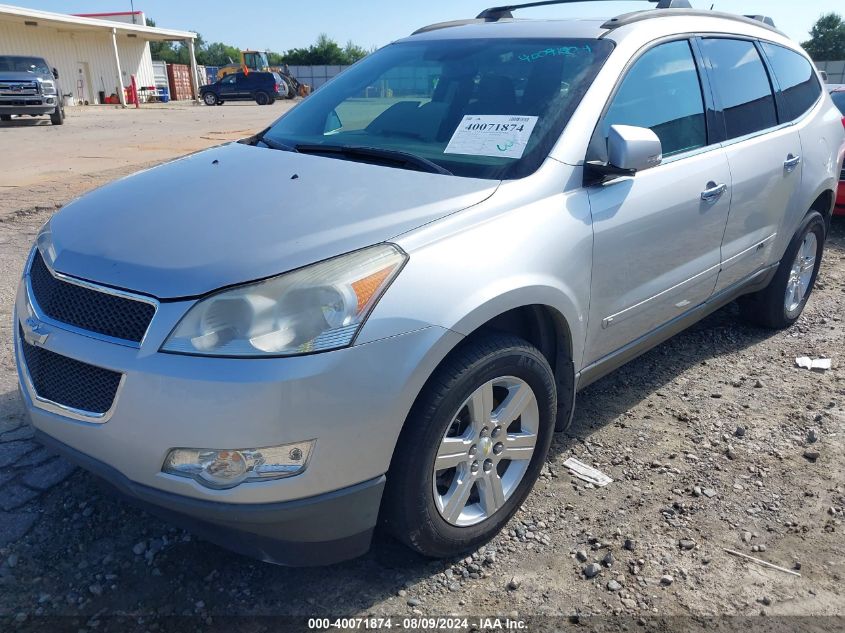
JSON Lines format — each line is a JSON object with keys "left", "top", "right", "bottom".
{"left": 46, "top": 142, "right": 499, "bottom": 298}
{"left": 0, "top": 71, "right": 47, "bottom": 81}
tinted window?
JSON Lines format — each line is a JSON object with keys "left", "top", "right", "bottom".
{"left": 262, "top": 38, "right": 614, "bottom": 180}
{"left": 761, "top": 43, "right": 822, "bottom": 120}
{"left": 831, "top": 90, "right": 845, "bottom": 115}
{"left": 701, "top": 38, "right": 777, "bottom": 139}
{"left": 598, "top": 40, "right": 706, "bottom": 158}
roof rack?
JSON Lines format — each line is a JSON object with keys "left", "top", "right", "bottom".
{"left": 412, "top": 1, "right": 778, "bottom": 37}
{"left": 602, "top": 8, "right": 779, "bottom": 32}
{"left": 476, "top": 0, "right": 689, "bottom": 21}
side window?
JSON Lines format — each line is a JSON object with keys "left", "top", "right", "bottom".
{"left": 598, "top": 40, "right": 706, "bottom": 159}
{"left": 700, "top": 38, "right": 778, "bottom": 139}
{"left": 760, "top": 42, "right": 822, "bottom": 121}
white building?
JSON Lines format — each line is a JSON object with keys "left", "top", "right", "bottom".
{"left": 0, "top": 4, "right": 197, "bottom": 106}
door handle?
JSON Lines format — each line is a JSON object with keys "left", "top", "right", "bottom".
{"left": 784, "top": 154, "right": 801, "bottom": 172}
{"left": 701, "top": 182, "right": 727, "bottom": 203}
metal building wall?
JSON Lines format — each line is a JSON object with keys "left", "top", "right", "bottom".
{"left": 0, "top": 20, "right": 157, "bottom": 104}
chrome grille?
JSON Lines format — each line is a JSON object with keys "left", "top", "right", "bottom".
{"left": 28, "top": 250, "right": 156, "bottom": 344}
{"left": 0, "top": 80, "right": 38, "bottom": 96}
{"left": 19, "top": 324, "right": 122, "bottom": 416}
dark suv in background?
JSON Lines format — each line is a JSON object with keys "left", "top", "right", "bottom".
{"left": 201, "top": 71, "right": 286, "bottom": 106}
{"left": 0, "top": 55, "right": 64, "bottom": 125}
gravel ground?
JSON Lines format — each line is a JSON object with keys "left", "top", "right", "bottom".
{"left": 0, "top": 105, "right": 843, "bottom": 631}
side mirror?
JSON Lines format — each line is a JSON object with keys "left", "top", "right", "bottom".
{"left": 324, "top": 110, "right": 342, "bottom": 134}
{"left": 607, "top": 125, "right": 662, "bottom": 172}
{"left": 52, "top": 68, "right": 59, "bottom": 79}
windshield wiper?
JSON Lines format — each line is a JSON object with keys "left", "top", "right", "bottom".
{"left": 257, "top": 136, "right": 299, "bottom": 152}
{"left": 294, "top": 144, "right": 453, "bottom": 176}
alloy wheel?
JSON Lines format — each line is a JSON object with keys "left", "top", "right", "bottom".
{"left": 785, "top": 232, "right": 818, "bottom": 314}
{"left": 432, "top": 376, "right": 539, "bottom": 527}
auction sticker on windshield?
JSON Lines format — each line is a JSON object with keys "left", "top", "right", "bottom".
{"left": 444, "top": 115, "right": 538, "bottom": 159}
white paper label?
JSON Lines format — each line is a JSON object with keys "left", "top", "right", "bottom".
{"left": 444, "top": 115, "right": 539, "bottom": 159}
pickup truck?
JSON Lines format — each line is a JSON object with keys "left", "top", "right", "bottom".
{"left": 0, "top": 55, "right": 64, "bottom": 125}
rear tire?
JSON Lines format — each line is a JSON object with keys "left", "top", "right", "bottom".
{"left": 0, "top": 114, "right": 11, "bottom": 121}
{"left": 255, "top": 91, "right": 269, "bottom": 106}
{"left": 382, "top": 333, "right": 557, "bottom": 559}
{"left": 49, "top": 106, "right": 64, "bottom": 126}
{"left": 739, "top": 210, "right": 826, "bottom": 329}
{"left": 203, "top": 92, "right": 218, "bottom": 106}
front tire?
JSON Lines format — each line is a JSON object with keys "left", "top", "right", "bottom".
{"left": 740, "top": 210, "right": 826, "bottom": 329}
{"left": 255, "top": 91, "right": 269, "bottom": 105}
{"left": 382, "top": 333, "right": 557, "bottom": 559}
{"left": 49, "top": 106, "right": 64, "bottom": 126}
{"left": 203, "top": 92, "right": 218, "bottom": 106}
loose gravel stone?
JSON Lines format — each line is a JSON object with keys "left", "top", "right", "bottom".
{"left": 679, "top": 539, "right": 695, "bottom": 550}
{"left": 507, "top": 576, "right": 522, "bottom": 590}
{"left": 660, "top": 575, "right": 674, "bottom": 586}
{"left": 623, "top": 539, "right": 636, "bottom": 551}
{"left": 803, "top": 450, "right": 820, "bottom": 462}
{"left": 734, "top": 426, "right": 746, "bottom": 438}
{"left": 21, "top": 458, "right": 76, "bottom": 491}
{"left": 607, "top": 580, "right": 622, "bottom": 592}
{"left": 0, "top": 512, "right": 36, "bottom": 547}
{"left": 0, "top": 484, "right": 39, "bottom": 511}
{"left": 584, "top": 563, "right": 601, "bottom": 579}
{"left": 0, "top": 441, "right": 36, "bottom": 469}
{"left": 576, "top": 550, "right": 588, "bottom": 562}
{"left": 702, "top": 488, "right": 717, "bottom": 498}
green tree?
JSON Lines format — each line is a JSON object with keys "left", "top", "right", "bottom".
{"left": 145, "top": 18, "right": 176, "bottom": 62}
{"left": 277, "top": 34, "right": 370, "bottom": 65}
{"left": 801, "top": 13, "right": 845, "bottom": 61}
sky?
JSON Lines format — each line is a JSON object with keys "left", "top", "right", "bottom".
{"left": 7, "top": 0, "right": 843, "bottom": 51}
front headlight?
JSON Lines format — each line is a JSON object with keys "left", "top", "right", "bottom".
{"left": 41, "top": 80, "right": 57, "bottom": 95}
{"left": 161, "top": 244, "right": 407, "bottom": 357}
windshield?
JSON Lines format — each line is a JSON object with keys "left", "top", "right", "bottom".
{"left": 0, "top": 56, "right": 50, "bottom": 75}
{"left": 262, "top": 38, "right": 613, "bottom": 179}
{"left": 831, "top": 90, "right": 845, "bottom": 115}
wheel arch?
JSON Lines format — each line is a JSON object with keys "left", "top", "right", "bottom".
{"left": 808, "top": 188, "right": 835, "bottom": 233}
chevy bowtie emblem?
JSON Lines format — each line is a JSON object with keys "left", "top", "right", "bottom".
{"left": 23, "top": 317, "right": 50, "bottom": 346}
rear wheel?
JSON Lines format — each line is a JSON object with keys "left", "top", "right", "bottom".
{"left": 382, "top": 333, "right": 557, "bottom": 558}
{"left": 255, "top": 91, "right": 269, "bottom": 106}
{"left": 0, "top": 114, "right": 11, "bottom": 121}
{"left": 49, "top": 106, "right": 64, "bottom": 126}
{"left": 739, "top": 210, "right": 826, "bottom": 329}
{"left": 202, "top": 92, "right": 218, "bottom": 106}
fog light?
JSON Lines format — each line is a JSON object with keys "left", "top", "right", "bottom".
{"left": 163, "top": 440, "right": 314, "bottom": 489}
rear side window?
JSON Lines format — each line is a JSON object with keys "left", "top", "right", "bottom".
{"left": 760, "top": 42, "right": 822, "bottom": 120}
{"left": 598, "top": 40, "right": 706, "bottom": 158}
{"left": 701, "top": 38, "right": 777, "bottom": 140}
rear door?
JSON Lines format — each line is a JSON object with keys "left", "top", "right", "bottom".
{"left": 699, "top": 38, "right": 804, "bottom": 292}
{"left": 584, "top": 39, "right": 732, "bottom": 366}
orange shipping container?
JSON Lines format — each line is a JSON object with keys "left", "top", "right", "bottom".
{"left": 166, "top": 63, "right": 194, "bottom": 101}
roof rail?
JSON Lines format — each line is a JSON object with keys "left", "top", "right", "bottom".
{"left": 475, "top": 0, "right": 689, "bottom": 21}
{"left": 602, "top": 8, "right": 781, "bottom": 32}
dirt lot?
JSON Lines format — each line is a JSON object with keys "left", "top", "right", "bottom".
{"left": 0, "top": 102, "right": 843, "bottom": 631}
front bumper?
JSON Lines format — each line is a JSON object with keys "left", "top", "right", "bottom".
{"left": 14, "top": 276, "right": 462, "bottom": 563}
{"left": 0, "top": 96, "right": 58, "bottom": 115}
{"left": 36, "top": 430, "right": 384, "bottom": 565}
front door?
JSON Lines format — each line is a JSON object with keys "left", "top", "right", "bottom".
{"left": 218, "top": 74, "right": 238, "bottom": 99}
{"left": 583, "top": 39, "right": 732, "bottom": 367}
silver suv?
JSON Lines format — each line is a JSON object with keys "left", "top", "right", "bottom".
{"left": 14, "top": 1, "right": 845, "bottom": 565}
